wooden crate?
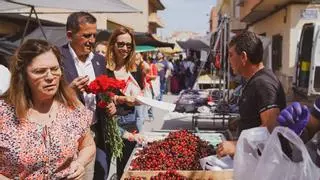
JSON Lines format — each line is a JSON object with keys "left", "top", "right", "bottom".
{"left": 121, "top": 170, "right": 233, "bottom": 180}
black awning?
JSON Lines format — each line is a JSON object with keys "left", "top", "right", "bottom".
{"left": 96, "top": 30, "right": 175, "bottom": 49}
{"left": 0, "top": 39, "right": 18, "bottom": 56}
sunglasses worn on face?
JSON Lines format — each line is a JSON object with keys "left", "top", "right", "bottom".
{"left": 30, "top": 66, "right": 62, "bottom": 78}
{"left": 82, "top": 33, "right": 96, "bottom": 39}
{"left": 116, "top": 42, "right": 132, "bottom": 49}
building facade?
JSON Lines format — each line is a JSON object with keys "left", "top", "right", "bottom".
{"left": 214, "top": 0, "right": 320, "bottom": 94}
{"left": 240, "top": 0, "right": 320, "bottom": 93}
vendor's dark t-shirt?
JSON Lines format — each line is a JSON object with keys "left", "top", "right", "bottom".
{"left": 238, "top": 68, "right": 286, "bottom": 134}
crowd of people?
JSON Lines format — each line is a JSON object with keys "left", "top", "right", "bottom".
{"left": 0, "top": 10, "right": 319, "bottom": 180}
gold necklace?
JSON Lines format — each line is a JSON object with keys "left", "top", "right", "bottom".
{"left": 27, "top": 102, "right": 56, "bottom": 125}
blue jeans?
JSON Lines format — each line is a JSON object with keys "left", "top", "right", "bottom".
{"left": 159, "top": 77, "right": 167, "bottom": 101}
{"left": 94, "top": 148, "right": 110, "bottom": 180}
{"left": 135, "top": 105, "right": 145, "bottom": 132}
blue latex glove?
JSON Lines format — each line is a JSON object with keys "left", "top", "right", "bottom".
{"left": 277, "top": 102, "right": 310, "bottom": 135}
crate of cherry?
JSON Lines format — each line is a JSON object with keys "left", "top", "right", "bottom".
{"left": 121, "top": 130, "right": 233, "bottom": 180}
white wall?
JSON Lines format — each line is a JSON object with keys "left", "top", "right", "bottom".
{"left": 248, "top": 4, "right": 320, "bottom": 93}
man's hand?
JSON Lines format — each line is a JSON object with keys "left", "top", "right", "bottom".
{"left": 70, "top": 76, "right": 90, "bottom": 93}
{"left": 277, "top": 102, "right": 310, "bottom": 135}
{"left": 67, "top": 160, "right": 85, "bottom": 180}
{"left": 216, "top": 141, "right": 236, "bottom": 158}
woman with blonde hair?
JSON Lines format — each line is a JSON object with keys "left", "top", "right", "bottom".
{"left": 0, "top": 39, "right": 95, "bottom": 179}
{"left": 105, "top": 26, "right": 145, "bottom": 178}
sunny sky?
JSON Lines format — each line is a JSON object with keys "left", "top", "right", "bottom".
{"left": 158, "top": 0, "right": 217, "bottom": 38}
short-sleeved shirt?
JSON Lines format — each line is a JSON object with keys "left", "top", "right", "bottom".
{"left": 0, "top": 100, "right": 92, "bottom": 179}
{"left": 157, "top": 59, "right": 168, "bottom": 80}
{"left": 238, "top": 68, "right": 286, "bottom": 133}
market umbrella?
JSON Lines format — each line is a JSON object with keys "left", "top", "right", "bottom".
{"left": 159, "top": 41, "right": 182, "bottom": 55}
{"left": 177, "top": 39, "right": 209, "bottom": 51}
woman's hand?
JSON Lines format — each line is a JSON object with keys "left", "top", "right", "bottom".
{"left": 124, "top": 132, "right": 145, "bottom": 144}
{"left": 67, "top": 160, "right": 85, "bottom": 180}
{"left": 0, "top": 174, "right": 11, "bottom": 180}
{"left": 106, "top": 102, "right": 117, "bottom": 116}
{"left": 115, "top": 95, "right": 140, "bottom": 106}
{"left": 131, "top": 133, "right": 145, "bottom": 144}
{"left": 125, "top": 96, "right": 140, "bottom": 106}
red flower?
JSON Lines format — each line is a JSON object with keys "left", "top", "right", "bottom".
{"left": 106, "top": 92, "right": 115, "bottom": 98}
{"left": 87, "top": 80, "right": 101, "bottom": 94}
{"left": 97, "top": 100, "right": 108, "bottom": 108}
{"left": 86, "top": 75, "right": 125, "bottom": 159}
{"left": 87, "top": 75, "right": 125, "bottom": 95}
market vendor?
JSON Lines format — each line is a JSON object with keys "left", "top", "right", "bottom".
{"left": 217, "top": 31, "right": 286, "bottom": 157}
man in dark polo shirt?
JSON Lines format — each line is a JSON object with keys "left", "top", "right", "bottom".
{"left": 217, "top": 31, "right": 286, "bottom": 157}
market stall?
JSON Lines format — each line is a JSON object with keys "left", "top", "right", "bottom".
{"left": 121, "top": 130, "right": 233, "bottom": 180}
{"left": 173, "top": 88, "right": 239, "bottom": 131}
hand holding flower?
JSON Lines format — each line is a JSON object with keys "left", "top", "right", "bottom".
{"left": 87, "top": 75, "right": 125, "bottom": 159}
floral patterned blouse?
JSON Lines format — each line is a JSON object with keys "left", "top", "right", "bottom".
{"left": 0, "top": 100, "right": 92, "bottom": 179}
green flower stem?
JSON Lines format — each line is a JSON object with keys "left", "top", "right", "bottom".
{"left": 102, "top": 94, "right": 124, "bottom": 159}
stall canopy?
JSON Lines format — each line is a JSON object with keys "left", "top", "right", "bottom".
{"left": 0, "top": 39, "right": 17, "bottom": 56}
{"left": 177, "top": 39, "right": 210, "bottom": 51}
{"left": 0, "top": 0, "right": 141, "bottom": 44}
{"left": 0, "top": 0, "right": 140, "bottom": 13}
{"left": 14, "top": 26, "right": 175, "bottom": 49}
{"left": 136, "top": 45, "right": 157, "bottom": 53}
{"left": 97, "top": 30, "right": 175, "bottom": 48}
{"left": 13, "top": 26, "right": 68, "bottom": 46}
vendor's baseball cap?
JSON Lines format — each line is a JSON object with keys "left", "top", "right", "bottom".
{"left": 310, "top": 98, "right": 320, "bottom": 120}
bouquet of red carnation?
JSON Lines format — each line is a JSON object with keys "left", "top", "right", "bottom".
{"left": 87, "top": 75, "right": 126, "bottom": 158}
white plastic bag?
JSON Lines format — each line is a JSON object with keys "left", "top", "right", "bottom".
{"left": 234, "top": 127, "right": 270, "bottom": 180}
{"left": 253, "top": 126, "right": 320, "bottom": 180}
{"left": 200, "top": 155, "right": 233, "bottom": 171}
{"left": 150, "top": 76, "right": 160, "bottom": 98}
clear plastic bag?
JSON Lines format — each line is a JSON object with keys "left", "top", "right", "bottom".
{"left": 305, "top": 131, "right": 320, "bottom": 167}
{"left": 253, "top": 126, "right": 320, "bottom": 180}
{"left": 200, "top": 155, "right": 233, "bottom": 171}
{"left": 234, "top": 127, "right": 270, "bottom": 180}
